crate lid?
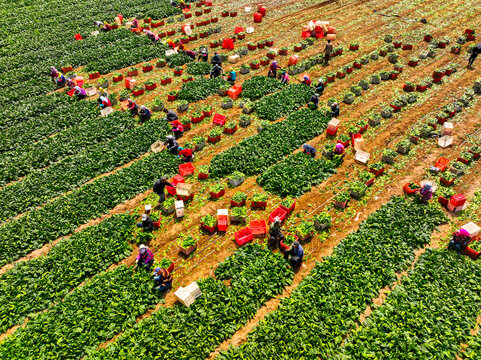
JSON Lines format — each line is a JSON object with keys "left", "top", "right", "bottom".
{"left": 217, "top": 209, "right": 228, "bottom": 216}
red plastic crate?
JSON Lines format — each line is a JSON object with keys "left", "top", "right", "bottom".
{"left": 269, "top": 207, "right": 287, "bottom": 224}
{"left": 235, "top": 227, "right": 253, "bottom": 246}
{"left": 450, "top": 194, "right": 466, "bottom": 207}
{"left": 249, "top": 220, "right": 267, "bottom": 235}
{"left": 67, "top": 88, "right": 76, "bottom": 97}
{"left": 231, "top": 199, "right": 245, "bottom": 207}
{"left": 218, "top": 215, "right": 228, "bottom": 232}
{"left": 202, "top": 223, "right": 217, "bottom": 234}
{"left": 213, "top": 113, "right": 226, "bottom": 126}
{"left": 326, "top": 127, "right": 338, "bottom": 136}
{"left": 280, "top": 200, "right": 296, "bottom": 215}
{"left": 172, "top": 174, "right": 185, "bottom": 186}
{"left": 210, "top": 189, "right": 225, "bottom": 199}
{"left": 435, "top": 157, "right": 450, "bottom": 172}
{"left": 179, "top": 163, "right": 195, "bottom": 177}
{"left": 166, "top": 186, "right": 176, "bottom": 196}
{"left": 461, "top": 246, "right": 480, "bottom": 260}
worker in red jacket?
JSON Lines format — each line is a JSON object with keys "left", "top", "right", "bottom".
{"left": 127, "top": 99, "right": 139, "bottom": 116}
{"left": 302, "top": 75, "right": 311, "bottom": 86}
{"left": 179, "top": 148, "right": 194, "bottom": 163}
{"left": 99, "top": 96, "right": 111, "bottom": 109}
{"left": 154, "top": 267, "right": 173, "bottom": 292}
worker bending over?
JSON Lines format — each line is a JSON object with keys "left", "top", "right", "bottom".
{"left": 269, "top": 220, "right": 285, "bottom": 248}
{"left": 448, "top": 229, "right": 471, "bottom": 254}
{"left": 164, "top": 135, "right": 179, "bottom": 154}
{"left": 139, "top": 105, "right": 152, "bottom": 123}
{"left": 334, "top": 143, "right": 345, "bottom": 155}
{"left": 137, "top": 214, "right": 154, "bottom": 232}
{"left": 153, "top": 177, "right": 174, "bottom": 204}
{"left": 171, "top": 122, "right": 184, "bottom": 138}
{"left": 154, "top": 267, "right": 173, "bottom": 292}
{"left": 308, "top": 93, "right": 320, "bottom": 109}
{"left": 227, "top": 70, "right": 236, "bottom": 84}
{"left": 101, "top": 21, "right": 112, "bottom": 32}
{"left": 73, "top": 86, "right": 87, "bottom": 100}
{"left": 268, "top": 61, "right": 281, "bottom": 78}
{"left": 50, "top": 66, "right": 59, "bottom": 83}
{"left": 163, "top": 108, "right": 178, "bottom": 122}
{"left": 99, "top": 96, "right": 111, "bottom": 109}
{"left": 210, "top": 64, "right": 223, "bottom": 78}
{"left": 135, "top": 244, "right": 155, "bottom": 271}
{"left": 331, "top": 102, "right": 340, "bottom": 117}
{"left": 418, "top": 183, "right": 433, "bottom": 203}
{"left": 198, "top": 48, "right": 208, "bottom": 62}
{"left": 179, "top": 148, "right": 194, "bottom": 163}
{"left": 131, "top": 18, "right": 139, "bottom": 29}
{"left": 302, "top": 75, "right": 311, "bottom": 86}
{"left": 302, "top": 143, "right": 316, "bottom": 157}
{"left": 316, "top": 78, "right": 325, "bottom": 96}
{"left": 56, "top": 73, "right": 66, "bottom": 87}
{"left": 127, "top": 99, "right": 139, "bottom": 116}
{"left": 280, "top": 71, "right": 289, "bottom": 84}
{"left": 283, "top": 240, "right": 304, "bottom": 268}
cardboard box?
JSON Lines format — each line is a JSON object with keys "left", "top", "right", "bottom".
{"left": 176, "top": 183, "right": 192, "bottom": 196}
{"left": 228, "top": 55, "right": 241, "bottom": 63}
{"left": 461, "top": 222, "right": 481, "bottom": 238}
{"left": 447, "top": 201, "right": 467, "bottom": 213}
{"left": 184, "top": 282, "right": 202, "bottom": 298}
{"left": 354, "top": 150, "right": 370, "bottom": 164}
{"left": 174, "top": 287, "right": 195, "bottom": 307}
{"left": 175, "top": 200, "right": 184, "bottom": 218}
{"left": 442, "top": 122, "right": 453, "bottom": 136}
{"left": 85, "top": 87, "right": 97, "bottom": 96}
{"left": 100, "top": 107, "right": 114, "bottom": 117}
{"left": 438, "top": 135, "right": 453, "bottom": 148}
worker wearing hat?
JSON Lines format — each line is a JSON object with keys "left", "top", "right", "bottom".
{"left": 302, "top": 143, "right": 316, "bottom": 157}
{"left": 331, "top": 102, "right": 340, "bottom": 118}
{"left": 269, "top": 220, "right": 285, "bottom": 248}
{"left": 283, "top": 240, "right": 304, "bottom": 268}
{"left": 135, "top": 244, "right": 155, "bottom": 271}
{"left": 448, "top": 229, "right": 471, "bottom": 254}
{"left": 137, "top": 213, "right": 154, "bottom": 232}
{"left": 163, "top": 135, "right": 179, "bottom": 154}
{"left": 153, "top": 267, "right": 173, "bottom": 292}
{"left": 468, "top": 44, "right": 481, "bottom": 68}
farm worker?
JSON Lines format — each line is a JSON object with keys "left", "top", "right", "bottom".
{"left": 185, "top": 50, "right": 196, "bottom": 59}
{"left": 211, "top": 52, "right": 222, "bottom": 66}
{"left": 308, "top": 93, "right": 320, "bottom": 109}
{"left": 73, "top": 86, "right": 87, "bottom": 100}
{"left": 127, "top": 99, "right": 139, "bottom": 116}
{"left": 323, "top": 39, "right": 333, "bottom": 65}
{"left": 135, "top": 244, "right": 155, "bottom": 271}
{"left": 56, "top": 73, "right": 66, "bottom": 87}
{"left": 137, "top": 214, "right": 154, "bottom": 232}
{"left": 139, "top": 105, "right": 152, "bottom": 123}
{"left": 331, "top": 102, "right": 340, "bottom": 118}
{"left": 98, "top": 96, "right": 111, "bottom": 109}
{"left": 179, "top": 148, "right": 194, "bottom": 163}
{"left": 164, "top": 135, "right": 179, "bottom": 154}
{"left": 269, "top": 220, "right": 285, "bottom": 248}
{"left": 280, "top": 71, "right": 289, "bottom": 84}
{"left": 448, "top": 229, "right": 471, "bottom": 254}
{"left": 101, "top": 21, "right": 112, "bottom": 32}
{"left": 154, "top": 267, "right": 173, "bottom": 292}
{"left": 93, "top": 20, "right": 103, "bottom": 27}
{"left": 268, "top": 61, "right": 281, "bottom": 78}
{"left": 163, "top": 108, "right": 178, "bottom": 122}
{"left": 227, "top": 70, "right": 236, "bottom": 84}
{"left": 316, "top": 78, "right": 325, "bottom": 96}
{"left": 283, "top": 240, "right": 304, "bottom": 268}
{"left": 98, "top": 87, "right": 108, "bottom": 98}
{"left": 334, "top": 143, "right": 345, "bottom": 155}
{"left": 302, "top": 75, "right": 311, "bottom": 86}
{"left": 153, "top": 177, "right": 174, "bottom": 204}
{"left": 172, "top": 122, "right": 184, "bottom": 138}
{"left": 178, "top": 42, "right": 185, "bottom": 53}
{"left": 131, "top": 18, "right": 139, "bottom": 29}
{"left": 50, "top": 66, "right": 59, "bottom": 82}
{"left": 170, "top": 0, "right": 177, "bottom": 6}
{"left": 302, "top": 143, "right": 316, "bottom": 157}
{"left": 418, "top": 183, "right": 433, "bottom": 203}
{"left": 66, "top": 78, "right": 75, "bottom": 89}
{"left": 468, "top": 44, "right": 481, "bottom": 68}
{"left": 198, "top": 48, "right": 208, "bottom": 62}
{"left": 210, "top": 64, "right": 223, "bottom": 79}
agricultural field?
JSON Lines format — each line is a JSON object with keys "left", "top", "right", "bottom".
{"left": 1, "top": 0, "right": 481, "bottom": 357}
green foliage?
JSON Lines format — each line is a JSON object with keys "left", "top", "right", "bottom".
{"left": 0, "top": 215, "right": 135, "bottom": 333}
{"left": 258, "top": 153, "right": 337, "bottom": 197}
{"left": 242, "top": 76, "right": 285, "bottom": 100}
{"left": 341, "top": 250, "right": 481, "bottom": 359}
{"left": 177, "top": 77, "right": 228, "bottom": 102}
{"left": 0, "top": 112, "right": 134, "bottom": 185}
{"left": 218, "top": 197, "right": 446, "bottom": 360}
{"left": 201, "top": 214, "right": 217, "bottom": 227}
{"left": 210, "top": 108, "right": 331, "bottom": 178}
{"left": 0, "top": 151, "right": 179, "bottom": 267}
{"left": 86, "top": 244, "right": 292, "bottom": 360}
{"left": 255, "top": 83, "right": 314, "bottom": 120}
{"left": 180, "top": 235, "right": 197, "bottom": 248}
{"left": 0, "top": 117, "right": 170, "bottom": 222}
{"left": 186, "top": 61, "right": 211, "bottom": 75}
{"left": 0, "top": 266, "right": 158, "bottom": 360}
{"left": 232, "top": 192, "right": 247, "bottom": 203}
{"left": 252, "top": 192, "right": 268, "bottom": 202}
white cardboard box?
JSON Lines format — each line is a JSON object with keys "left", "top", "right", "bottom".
{"left": 438, "top": 135, "right": 453, "bottom": 148}
{"left": 354, "top": 150, "right": 370, "bottom": 164}
{"left": 100, "top": 107, "right": 114, "bottom": 117}
{"left": 461, "top": 222, "right": 481, "bottom": 238}
{"left": 174, "top": 287, "right": 195, "bottom": 307}
{"left": 217, "top": 209, "right": 228, "bottom": 216}
{"left": 184, "top": 281, "right": 202, "bottom": 298}
{"left": 175, "top": 200, "right": 185, "bottom": 218}
{"left": 85, "top": 87, "right": 97, "bottom": 96}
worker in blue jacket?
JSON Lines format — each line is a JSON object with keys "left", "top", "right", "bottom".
{"left": 283, "top": 240, "right": 304, "bottom": 268}
{"left": 227, "top": 70, "right": 236, "bottom": 84}
{"left": 302, "top": 143, "right": 316, "bottom": 157}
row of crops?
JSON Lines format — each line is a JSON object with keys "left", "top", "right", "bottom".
{"left": 0, "top": 245, "right": 292, "bottom": 360}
